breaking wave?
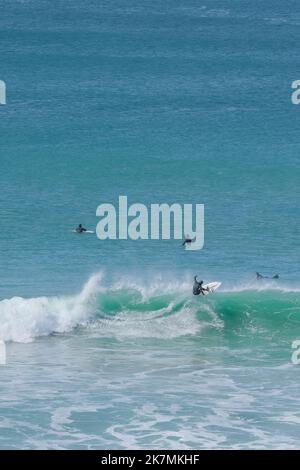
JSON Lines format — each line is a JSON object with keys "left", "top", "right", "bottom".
{"left": 0, "top": 273, "right": 299, "bottom": 343}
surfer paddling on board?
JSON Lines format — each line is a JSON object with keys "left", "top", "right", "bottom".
{"left": 182, "top": 234, "right": 195, "bottom": 247}
{"left": 256, "top": 272, "right": 279, "bottom": 280}
{"left": 193, "top": 276, "right": 209, "bottom": 296}
{"left": 75, "top": 224, "right": 87, "bottom": 233}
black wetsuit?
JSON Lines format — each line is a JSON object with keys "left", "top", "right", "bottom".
{"left": 193, "top": 277, "right": 206, "bottom": 296}
{"left": 76, "top": 225, "right": 87, "bottom": 233}
{"left": 256, "top": 272, "right": 279, "bottom": 280}
{"left": 182, "top": 238, "right": 192, "bottom": 246}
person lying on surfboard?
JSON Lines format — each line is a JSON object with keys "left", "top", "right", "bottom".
{"left": 193, "top": 276, "right": 209, "bottom": 296}
{"left": 75, "top": 224, "right": 87, "bottom": 233}
{"left": 182, "top": 234, "right": 195, "bottom": 247}
{"left": 256, "top": 272, "right": 279, "bottom": 280}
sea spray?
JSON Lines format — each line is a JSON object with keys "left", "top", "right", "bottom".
{"left": 0, "top": 273, "right": 103, "bottom": 342}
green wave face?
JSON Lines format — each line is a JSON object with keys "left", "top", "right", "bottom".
{"left": 96, "top": 288, "right": 300, "bottom": 345}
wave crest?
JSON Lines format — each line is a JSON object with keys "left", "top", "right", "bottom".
{"left": 0, "top": 273, "right": 299, "bottom": 343}
{"left": 0, "top": 273, "right": 102, "bottom": 342}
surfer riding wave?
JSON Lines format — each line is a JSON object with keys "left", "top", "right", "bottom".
{"left": 193, "top": 276, "right": 209, "bottom": 296}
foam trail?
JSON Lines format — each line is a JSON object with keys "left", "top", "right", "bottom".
{"left": 91, "top": 304, "right": 202, "bottom": 340}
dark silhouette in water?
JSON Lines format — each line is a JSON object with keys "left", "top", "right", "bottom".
{"left": 193, "top": 276, "right": 209, "bottom": 296}
{"left": 182, "top": 234, "right": 195, "bottom": 247}
{"left": 256, "top": 272, "right": 279, "bottom": 280}
{"left": 75, "top": 224, "right": 87, "bottom": 233}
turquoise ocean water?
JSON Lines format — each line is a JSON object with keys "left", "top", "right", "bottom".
{"left": 0, "top": 0, "right": 300, "bottom": 449}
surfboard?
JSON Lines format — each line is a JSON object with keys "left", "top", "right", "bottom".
{"left": 202, "top": 282, "right": 222, "bottom": 295}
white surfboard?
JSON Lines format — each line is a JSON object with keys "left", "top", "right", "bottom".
{"left": 202, "top": 282, "right": 222, "bottom": 295}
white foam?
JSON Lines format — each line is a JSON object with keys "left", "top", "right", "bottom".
{"left": 92, "top": 304, "right": 201, "bottom": 340}
{"left": 0, "top": 273, "right": 103, "bottom": 343}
